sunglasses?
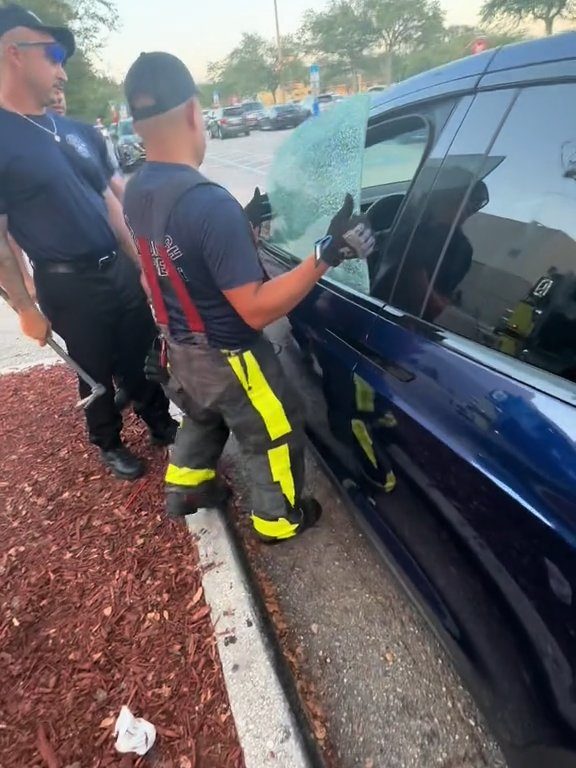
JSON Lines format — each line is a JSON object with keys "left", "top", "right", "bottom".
{"left": 16, "top": 41, "right": 67, "bottom": 66}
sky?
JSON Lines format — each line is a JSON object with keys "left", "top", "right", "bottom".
{"left": 99, "top": 0, "right": 483, "bottom": 82}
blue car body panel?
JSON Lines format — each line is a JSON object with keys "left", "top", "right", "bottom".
{"left": 262, "top": 33, "right": 576, "bottom": 768}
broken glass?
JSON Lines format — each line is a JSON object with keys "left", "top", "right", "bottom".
{"left": 266, "top": 95, "right": 371, "bottom": 292}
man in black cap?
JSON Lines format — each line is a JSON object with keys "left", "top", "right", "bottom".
{"left": 0, "top": 5, "right": 178, "bottom": 479}
{"left": 123, "top": 52, "right": 375, "bottom": 541}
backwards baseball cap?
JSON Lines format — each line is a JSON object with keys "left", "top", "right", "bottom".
{"left": 125, "top": 52, "right": 199, "bottom": 122}
{"left": 0, "top": 4, "right": 75, "bottom": 59}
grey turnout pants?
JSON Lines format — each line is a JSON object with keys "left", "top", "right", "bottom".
{"left": 164, "top": 333, "right": 306, "bottom": 540}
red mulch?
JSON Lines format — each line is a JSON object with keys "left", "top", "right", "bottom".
{"left": 0, "top": 365, "right": 244, "bottom": 768}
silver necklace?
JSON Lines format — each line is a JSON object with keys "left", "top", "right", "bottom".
{"left": 16, "top": 111, "right": 60, "bottom": 142}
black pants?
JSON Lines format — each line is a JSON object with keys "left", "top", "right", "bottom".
{"left": 35, "top": 254, "right": 171, "bottom": 450}
{"left": 164, "top": 334, "right": 306, "bottom": 537}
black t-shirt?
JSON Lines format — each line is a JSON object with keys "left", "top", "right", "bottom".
{"left": 125, "top": 162, "right": 263, "bottom": 349}
{"left": 0, "top": 108, "right": 117, "bottom": 262}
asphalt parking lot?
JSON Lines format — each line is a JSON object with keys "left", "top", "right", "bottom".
{"left": 0, "top": 126, "right": 507, "bottom": 767}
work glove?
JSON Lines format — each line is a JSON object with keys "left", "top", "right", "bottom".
{"left": 244, "top": 187, "right": 272, "bottom": 229}
{"left": 144, "top": 337, "right": 169, "bottom": 385}
{"left": 316, "top": 193, "right": 376, "bottom": 268}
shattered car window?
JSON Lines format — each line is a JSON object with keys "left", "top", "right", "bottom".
{"left": 266, "top": 95, "right": 371, "bottom": 292}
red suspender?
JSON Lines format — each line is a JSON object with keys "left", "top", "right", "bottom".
{"left": 135, "top": 237, "right": 205, "bottom": 333}
{"left": 156, "top": 245, "right": 205, "bottom": 332}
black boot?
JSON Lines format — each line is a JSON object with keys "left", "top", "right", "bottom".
{"left": 166, "top": 483, "right": 231, "bottom": 519}
{"left": 100, "top": 446, "right": 145, "bottom": 481}
{"left": 251, "top": 497, "right": 323, "bottom": 543}
{"left": 114, "top": 386, "right": 131, "bottom": 412}
{"left": 149, "top": 416, "right": 179, "bottom": 447}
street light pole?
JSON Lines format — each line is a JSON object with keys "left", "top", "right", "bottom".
{"left": 273, "top": 0, "right": 284, "bottom": 103}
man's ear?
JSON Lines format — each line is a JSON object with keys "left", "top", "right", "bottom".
{"left": 184, "top": 99, "right": 199, "bottom": 130}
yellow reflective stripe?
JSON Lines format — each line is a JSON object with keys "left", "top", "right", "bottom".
{"left": 351, "top": 419, "right": 378, "bottom": 468}
{"left": 227, "top": 351, "right": 291, "bottom": 441}
{"left": 353, "top": 374, "right": 375, "bottom": 413}
{"left": 165, "top": 465, "right": 216, "bottom": 487}
{"left": 251, "top": 514, "right": 299, "bottom": 541}
{"left": 268, "top": 443, "right": 296, "bottom": 507}
{"left": 384, "top": 471, "right": 397, "bottom": 494}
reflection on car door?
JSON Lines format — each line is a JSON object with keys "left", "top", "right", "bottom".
{"left": 357, "top": 84, "right": 576, "bottom": 763}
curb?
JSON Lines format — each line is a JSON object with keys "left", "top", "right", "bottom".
{"left": 187, "top": 509, "right": 324, "bottom": 768}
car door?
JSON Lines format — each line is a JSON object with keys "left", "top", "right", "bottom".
{"left": 356, "top": 83, "right": 576, "bottom": 766}
{"left": 261, "top": 94, "right": 468, "bottom": 498}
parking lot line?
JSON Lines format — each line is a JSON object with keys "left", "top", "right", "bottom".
{"left": 205, "top": 155, "right": 268, "bottom": 176}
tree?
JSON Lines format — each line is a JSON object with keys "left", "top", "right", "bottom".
{"left": 208, "top": 33, "right": 305, "bottom": 103}
{"left": 480, "top": 0, "right": 576, "bottom": 35}
{"left": 361, "top": 0, "right": 446, "bottom": 84}
{"left": 393, "top": 24, "right": 525, "bottom": 81}
{"left": 301, "top": 1, "right": 377, "bottom": 92}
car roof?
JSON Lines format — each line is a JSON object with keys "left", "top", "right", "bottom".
{"left": 370, "top": 31, "right": 576, "bottom": 114}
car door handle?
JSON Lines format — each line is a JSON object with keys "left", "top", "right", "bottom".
{"left": 359, "top": 350, "right": 415, "bottom": 382}
{"left": 325, "top": 329, "right": 415, "bottom": 383}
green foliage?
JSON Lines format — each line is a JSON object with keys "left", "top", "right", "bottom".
{"left": 361, "top": 0, "right": 446, "bottom": 83}
{"left": 208, "top": 32, "right": 306, "bottom": 103}
{"left": 480, "top": 0, "right": 576, "bottom": 35}
{"left": 301, "top": 1, "right": 377, "bottom": 91}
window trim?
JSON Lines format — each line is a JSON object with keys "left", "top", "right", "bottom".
{"left": 381, "top": 81, "right": 576, "bottom": 406}
{"left": 417, "top": 89, "right": 520, "bottom": 319}
{"left": 381, "top": 306, "right": 576, "bottom": 408}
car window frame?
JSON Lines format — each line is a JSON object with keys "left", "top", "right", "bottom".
{"left": 320, "top": 96, "right": 463, "bottom": 304}
{"left": 261, "top": 94, "right": 471, "bottom": 311}
{"left": 385, "top": 80, "right": 576, "bottom": 407}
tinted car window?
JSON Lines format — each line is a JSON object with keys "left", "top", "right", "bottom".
{"left": 243, "top": 102, "right": 263, "bottom": 111}
{"left": 223, "top": 107, "right": 244, "bottom": 117}
{"left": 424, "top": 84, "right": 576, "bottom": 384}
{"left": 382, "top": 90, "right": 514, "bottom": 311}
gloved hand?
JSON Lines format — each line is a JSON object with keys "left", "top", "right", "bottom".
{"left": 244, "top": 187, "right": 272, "bottom": 229}
{"left": 317, "top": 193, "right": 376, "bottom": 268}
{"left": 144, "top": 337, "right": 169, "bottom": 385}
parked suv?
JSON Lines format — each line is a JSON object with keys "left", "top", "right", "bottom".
{"left": 262, "top": 33, "right": 576, "bottom": 768}
{"left": 208, "top": 106, "right": 250, "bottom": 139}
{"left": 241, "top": 100, "right": 266, "bottom": 129}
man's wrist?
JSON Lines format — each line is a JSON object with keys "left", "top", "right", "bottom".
{"left": 314, "top": 235, "right": 342, "bottom": 268}
{"left": 15, "top": 297, "right": 36, "bottom": 313}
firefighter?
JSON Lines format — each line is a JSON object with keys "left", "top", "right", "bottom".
{"left": 123, "top": 52, "right": 376, "bottom": 542}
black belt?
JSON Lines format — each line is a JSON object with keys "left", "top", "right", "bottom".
{"left": 33, "top": 252, "right": 118, "bottom": 274}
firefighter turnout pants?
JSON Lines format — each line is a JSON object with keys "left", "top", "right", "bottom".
{"left": 164, "top": 334, "right": 306, "bottom": 541}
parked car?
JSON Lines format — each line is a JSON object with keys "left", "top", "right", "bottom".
{"left": 262, "top": 32, "right": 576, "bottom": 768}
{"left": 299, "top": 93, "right": 340, "bottom": 117}
{"left": 288, "top": 100, "right": 313, "bottom": 121}
{"left": 258, "top": 104, "right": 305, "bottom": 131}
{"left": 202, "top": 109, "right": 212, "bottom": 129}
{"left": 114, "top": 117, "right": 145, "bottom": 172}
{"left": 207, "top": 107, "right": 250, "bottom": 139}
{"left": 241, "top": 100, "right": 266, "bottom": 129}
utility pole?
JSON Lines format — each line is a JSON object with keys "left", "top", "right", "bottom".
{"left": 273, "top": 0, "right": 284, "bottom": 103}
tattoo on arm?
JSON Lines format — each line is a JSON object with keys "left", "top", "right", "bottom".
{"left": 0, "top": 216, "right": 34, "bottom": 312}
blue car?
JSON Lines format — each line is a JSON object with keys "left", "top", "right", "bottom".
{"left": 261, "top": 33, "right": 576, "bottom": 768}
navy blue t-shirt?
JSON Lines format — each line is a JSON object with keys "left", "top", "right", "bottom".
{"left": 125, "top": 162, "right": 263, "bottom": 349}
{"left": 0, "top": 108, "right": 117, "bottom": 262}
